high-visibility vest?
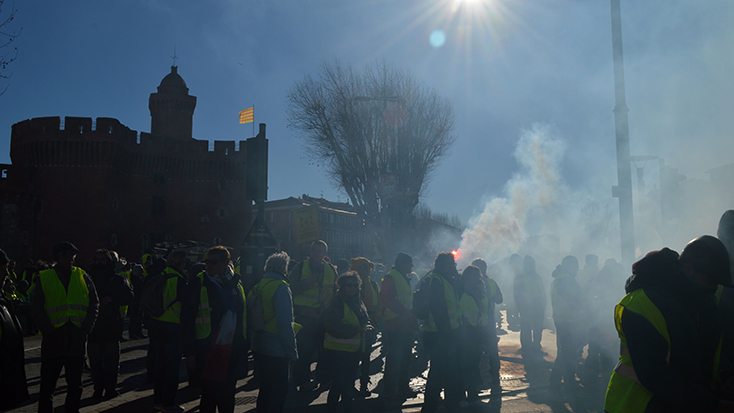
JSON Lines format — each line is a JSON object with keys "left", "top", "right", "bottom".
{"left": 250, "top": 276, "right": 301, "bottom": 336}
{"left": 423, "top": 272, "right": 461, "bottom": 332}
{"left": 293, "top": 259, "right": 335, "bottom": 309}
{"left": 550, "top": 273, "right": 584, "bottom": 323}
{"left": 194, "top": 272, "right": 247, "bottom": 339}
{"left": 323, "top": 300, "right": 364, "bottom": 352}
{"left": 39, "top": 267, "right": 89, "bottom": 329}
{"left": 363, "top": 281, "right": 379, "bottom": 318}
{"left": 384, "top": 269, "right": 413, "bottom": 320}
{"left": 604, "top": 288, "right": 721, "bottom": 413}
{"left": 153, "top": 267, "right": 184, "bottom": 324}
{"left": 483, "top": 275, "right": 500, "bottom": 314}
{"left": 119, "top": 271, "right": 131, "bottom": 318}
{"left": 459, "top": 293, "right": 489, "bottom": 327}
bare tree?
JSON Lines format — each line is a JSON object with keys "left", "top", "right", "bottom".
{"left": 0, "top": 1, "right": 20, "bottom": 96}
{"left": 287, "top": 59, "right": 456, "bottom": 258}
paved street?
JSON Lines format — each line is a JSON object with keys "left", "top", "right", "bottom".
{"left": 10, "top": 312, "right": 607, "bottom": 412}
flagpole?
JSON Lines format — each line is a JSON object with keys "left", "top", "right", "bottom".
{"left": 252, "top": 105, "right": 255, "bottom": 137}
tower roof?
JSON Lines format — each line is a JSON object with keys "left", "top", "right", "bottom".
{"left": 157, "top": 66, "right": 189, "bottom": 94}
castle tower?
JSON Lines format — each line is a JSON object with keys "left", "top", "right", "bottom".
{"left": 148, "top": 66, "right": 197, "bottom": 140}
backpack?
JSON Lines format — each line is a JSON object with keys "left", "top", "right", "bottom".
{"left": 247, "top": 278, "right": 278, "bottom": 333}
{"left": 412, "top": 275, "right": 433, "bottom": 320}
{"left": 140, "top": 271, "right": 180, "bottom": 318}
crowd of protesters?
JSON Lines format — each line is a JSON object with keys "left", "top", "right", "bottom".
{"left": 6, "top": 209, "right": 734, "bottom": 413}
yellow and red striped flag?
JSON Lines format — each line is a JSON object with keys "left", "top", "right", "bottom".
{"left": 239, "top": 107, "right": 254, "bottom": 124}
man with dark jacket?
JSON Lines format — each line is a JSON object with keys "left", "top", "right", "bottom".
{"left": 31, "top": 242, "right": 99, "bottom": 413}
{"left": 0, "top": 248, "right": 29, "bottom": 410}
{"left": 87, "top": 249, "right": 133, "bottom": 400}
{"left": 605, "top": 236, "right": 734, "bottom": 412}
{"left": 514, "top": 255, "right": 546, "bottom": 358}
{"left": 421, "top": 252, "right": 462, "bottom": 413}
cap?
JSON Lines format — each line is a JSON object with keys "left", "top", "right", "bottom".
{"left": 680, "top": 235, "right": 733, "bottom": 288}
{"left": 350, "top": 257, "right": 374, "bottom": 271}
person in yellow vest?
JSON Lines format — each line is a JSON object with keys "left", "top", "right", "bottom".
{"left": 30, "top": 241, "right": 99, "bottom": 413}
{"left": 0, "top": 248, "right": 29, "bottom": 410}
{"left": 380, "top": 252, "right": 417, "bottom": 402}
{"left": 422, "top": 252, "right": 462, "bottom": 413}
{"left": 250, "top": 251, "right": 298, "bottom": 413}
{"left": 470, "top": 258, "right": 503, "bottom": 396}
{"left": 148, "top": 249, "right": 188, "bottom": 413}
{"left": 181, "top": 246, "right": 247, "bottom": 413}
{"left": 458, "top": 265, "right": 489, "bottom": 407}
{"left": 350, "top": 257, "right": 383, "bottom": 398}
{"left": 322, "top": 271, "right": 372, "bottom": 413}
{"left": 548, "top": 255, "right": 590, "bottom": 400}
{"left": 605, "top": 237, "right": 734, "bottom": 413}
{"left": 514, "top": 255, "right": 546, "bottom": 358}
{"left": 289, "top": 239, "right": 337, "bottom": 391}
{"left": 87, "top": 249, "right": 133, "bottom": 400}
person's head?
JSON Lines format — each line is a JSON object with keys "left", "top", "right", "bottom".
{"left": 264, "top": 252, "right": 290, "bottom": 276}
{"left": 91, "top": 249, "right": 115, "bottom": 274}
{"left": 53, "top": 242, "right": 79, "bottom": 270}
{"left": 524, "top": 255, "right": 536, "bottom": 273}
{"left": 335, "top": 258, "right": 350, "bottom": 275}
{"left": 561, "top": 255, "right": 579, "bottom": 276}
{"left": 680, "top": 235, "right": 733, "bottom": 290}
{"left": 394, "top": 252, "right": 414, "bottom": 275}
{"left": 25, "top": 259, "right": 34, "bottom": 269}
{"left": 434, "top": 252, "right": 456, "bottom": 276}
{"left": 585, "top": 254, "right": 599, "bottom": 268}
{"left": 509, "top": 254, "right": 523, "bottom": 272}
{"left": 18, "top": 279, "right": 28, "bottom": 293}
{"left": 350, "top": 257, "right": 374, "bottom": 282}
{"left": 462, "top": 265, "right": 484, "bottom": 292}
{"left": 309, "top": 240, "right": 328, "bottom": 270}
{"left": 336, "top": 271, "right": 361, "bottom": 296}
{"left": 470, "top": 258, "right": 488, "bottom": 276}
{"left": 167, "top": 249, "right": 188, "bottom": 272}
{"left": 7, "top": 260, "right": 15, "bottom": 271}
{"left": 204, "top": 246, "right": 231, "bottom": 276}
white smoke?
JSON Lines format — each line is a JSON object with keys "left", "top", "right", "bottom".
{"left": 460, "top": 124, "right": 565, "bottom": 263}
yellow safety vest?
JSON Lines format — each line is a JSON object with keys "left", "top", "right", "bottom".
{"left": 194, "top": 272, "right": 247, "bottom": 339}
{"left": 250, "top": 276, "right": 301, "bottom": 336}
{"left": 483, "top": 275, "right": 500, "bottom": 314}
{"left": 293, "top": 259, "right": 335, "bottom": 309}
{"left": 119, "top": 271, "right": 131, "bottom": 317}
{"left": 550, "top": 273, "right": 584, "bottom": 323}
{"left": 423, "top": 272, "right": 461, "bottom": 332}
{"left": 384, "top": 269, "right": 413, "bottom": 321}
{"left": 39, "top": 267, "right": 89, "bottom": 329}
{"left": 459, "top": 293, "right": 489, "bottom": 327}
{"left": 323, "top": 300, "right": 364, "bottom": 352}
{"left": 153, "top": 267, "right": 184, "bottom": 324}
{"left": 604, "top": 288, "right": 721, "bottom": 412}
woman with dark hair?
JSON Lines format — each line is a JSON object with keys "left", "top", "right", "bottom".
{"left": 322, "top": 271, "right": 372, "bottom": 413}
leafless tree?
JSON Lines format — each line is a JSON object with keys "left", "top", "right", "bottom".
{"left": 287, "top": 59, "right": 456, "bottom": 258}
{"left": 0, "top": 1, "right": 20, "bottom": 96}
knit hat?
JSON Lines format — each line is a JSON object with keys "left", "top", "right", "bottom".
{"left": 394, "top": 252, "right": 412, "bottom": 267}
{"left": 350, "top": 257, "right": 374, "bottom": 271}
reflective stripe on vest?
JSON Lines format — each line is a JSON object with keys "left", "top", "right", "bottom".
{"left": 550, "top": 273, "right": 584, "bottom": 323}
{"left": 293, "top": 259, "right": 335, "bottom": 308}
{"left": 323, "top": 301, "right": 363, "bottom": 352}
{"left": 153, "top": 267, "right": 184, "bottom": 324}
{"left": 459, "top": 293, "right": 489, "bottom": 327}
{"left": 423, "top": 272, "right": 461, "bottom": 332}
{"left": 39, "top": 267, "right": 89, "bottom": 329}
{"left": 384, "top": 269, "right": 413, "bottom": 321}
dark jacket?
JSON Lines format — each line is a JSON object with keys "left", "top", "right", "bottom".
{"left": 620, "top": 248, "right": 721, "bottom": 412}
{"left": 30, "top": 266, "right": 99, "bottom": 359}
{"left": 0, "top": 295, "right": 29, "bottom": 409}
{"left": 323, "top": 290, "right": 369, "bottom": 341}
{"left": 88, "top": 270, "right": 134, "bottom": 342}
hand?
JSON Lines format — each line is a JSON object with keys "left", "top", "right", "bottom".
{"left": 101, "top": 296, "right": 114, "bottom": 305}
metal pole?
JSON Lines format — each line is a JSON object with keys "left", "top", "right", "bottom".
{"left": 610, "top": 0, "right": 635, "bottom": 266}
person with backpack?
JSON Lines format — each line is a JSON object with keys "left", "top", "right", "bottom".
{"left": 380, "top": 252, "right": 418, "bottom": 403}
{"left": 350, "top": 257, "right": 383, "bottom": 398}
{"left": 289, "top": 240, "right": 337, "bottom": 392}
{"left": 181, "top": 246, "right": 247, "bottom": 413}
{"left": 250, "top": 252, "right": 298, "bottom": 413}
{"left": 148, "top": 249, "right": 188, "bottom": 413}
{"left": 420, "top": 252, "right": 462, "bottom": 413}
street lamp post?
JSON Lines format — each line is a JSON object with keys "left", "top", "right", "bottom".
{"left": 610, "top": 0, "right": 635, "bottom": 266}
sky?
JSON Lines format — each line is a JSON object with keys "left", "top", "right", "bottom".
{"left": 2, "top": 0, "right": 734, "bottom": 263}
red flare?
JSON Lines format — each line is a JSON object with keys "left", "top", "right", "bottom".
{"left": 451, "top": 249, "right": 461, "bottom": 260}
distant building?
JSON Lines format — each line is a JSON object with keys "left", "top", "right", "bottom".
{"left": 0, "top": 66, "right": 254, "bottom": 264}
{"left": 254, "top": 195, "right": 364, "bottom": 262}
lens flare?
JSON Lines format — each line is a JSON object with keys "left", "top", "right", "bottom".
{"left": 430, "top": 29, "right": 447, "bottom": 48}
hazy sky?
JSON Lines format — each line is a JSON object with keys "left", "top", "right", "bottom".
{"left": 2, "top": 0, "right": 733, "bottom": 252}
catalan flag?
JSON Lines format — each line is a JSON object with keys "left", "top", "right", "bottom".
{"left": 239, "top": 107, "right": 254, "bottom": 124}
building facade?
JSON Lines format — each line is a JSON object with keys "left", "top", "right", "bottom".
{"left": 0, "top": 66, "right": 253, "bottom": 264}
